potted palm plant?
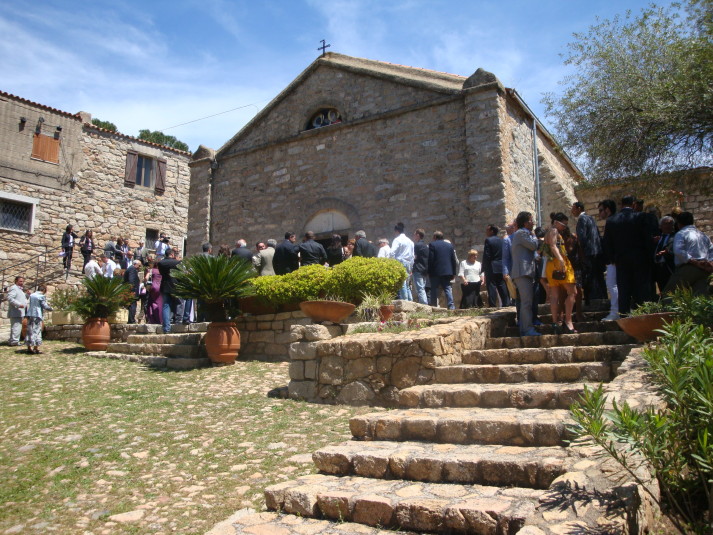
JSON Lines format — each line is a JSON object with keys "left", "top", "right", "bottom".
{"left": 172, "top": 255, "right": 256, "bottom": 365}
{"left": 70, "top": 276, "right": 134, "bottom": 350}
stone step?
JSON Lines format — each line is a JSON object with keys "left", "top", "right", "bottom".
{"left": 350, "top": 408, "right": 571, "bottom": 447}
{"left": 535, "top": 310, "right": 610, "bottom": 324}
{"left": 484, "top": 330, "right": 634, "bottom": 349}
{"left": 313, "top": 440, "right": 571, "bottom": 489}
{"left": 503, "top": 320, "right": 620, "bottom": 337}
{"left": 86, "top": 351, "right": 210, "bottom": 370}
{"left": 126, "top": 333, "right": 204, "bottom": 345}
{"left": 432, "top": 361, "right": 614, "bottom": 385}
{"left": 463, "top": 343, "right": 636, "bottom": 365}
{"left": 105, "top": 342, "right": 205, "bottom": 358}
{"left": 398, "top": 382, "right": 589, "bottom": 410}
{"left": 264, "top": 473, "right": 543, "bottom": 533}
{"left": 226, "top": 511, "right": 420, "bottom": 534}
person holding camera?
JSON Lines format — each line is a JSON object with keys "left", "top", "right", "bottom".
{"left": 155, "top": 235, "right": 170, "bottom": 260}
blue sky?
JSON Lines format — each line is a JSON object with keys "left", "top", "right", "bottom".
{"left": 1, "top": 0, "right": 657, "bottom": 152}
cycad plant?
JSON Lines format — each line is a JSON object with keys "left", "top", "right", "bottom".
{"left": 70, "top": 276, "right": 134, "bottom": 320}
{"left": 172, "top": 255, "right": 257, "bottom": 322}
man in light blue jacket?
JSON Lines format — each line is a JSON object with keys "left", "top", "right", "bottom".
{"left": 6, "top": 276, "right": 28, "bottom": 346}
{"left": 511, "top": 212, "right": 540, "bottom": 337}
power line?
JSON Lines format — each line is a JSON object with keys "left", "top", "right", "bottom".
{"left": 158, "top": 101, "right": 266, "bottom": 132}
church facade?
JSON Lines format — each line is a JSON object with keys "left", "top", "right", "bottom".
{"left": 188, "top": 53, "right": 581, "bottom": 256}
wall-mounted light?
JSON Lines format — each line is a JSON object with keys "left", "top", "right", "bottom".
{"left": 20, "top": 117, "right": 26, "bottom": 123}
{"left": 35, "top": 117, "right": 45, "bottom": 134}
{"left": 56, "top": 126, "right": 62, "bottom": 132}
{"left": 69, "top": 176, "right": 78, "bottom": 187}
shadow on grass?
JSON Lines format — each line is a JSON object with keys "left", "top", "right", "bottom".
{"left": 59, "top": 346, "right": 88, "bottom": 354}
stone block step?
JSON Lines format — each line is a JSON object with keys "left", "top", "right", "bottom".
{"left": 484, "top": 330, "right": 634, "bottom": 349}
{"left": 105, "top": 342, "right": 205, "bottom": 358}
{"left": 350, "top": 408, "right": 571, "bottom": 447}
{"left": 503, "top": 320, "right": 620, "bottom": 337}
{"left": 227, "top": 511, "right": 420, "bottom": 534}
{"left": 398, "top": 382, "right": 589, "bottom": 410}
{"left": 86, "top": 351, "right": 210, "bottom": 370}
{"left": 126, "top": 333, "right": 204, "bottom": 345}
{"left": 313, "top": 440, "right": 571, "bottom": 489}
{"left": 432, "top": 361, "right": 614, "bottom": 385}
{"left": 265, "top": 473, "right": 543, "bottom": 533}
{"left": 169, "top": 322, "right": 209, "bottom": 333}
{"left": 536, "top": 310, "right": 610, "bottom": 324}
{"left": 463, "top": 343, "right": 636, "bottom": 366}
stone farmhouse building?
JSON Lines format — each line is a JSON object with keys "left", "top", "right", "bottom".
{"left": 0, "top": 91, "right": 191, "bottom": 287}
{"left": 188, "top": 53, "right": 582, "bottom": 256}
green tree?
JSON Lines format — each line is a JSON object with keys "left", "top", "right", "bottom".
{"left": 544, "top": 1, "right": 713, "bottom": 182}
{"left": 137, "top": 129, "right": 190, "bottom": 152}
{"left": 91, "top": 118, "right": 117, "bottom": 132}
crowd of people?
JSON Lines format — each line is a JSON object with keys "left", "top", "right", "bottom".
{"left": 5, "top": 198, "right": 712, "bottom": 348}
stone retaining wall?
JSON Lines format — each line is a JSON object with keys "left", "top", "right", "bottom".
{"left": 43, "top": 310, "right": 314, "bottom": 361}
{"left": 287, "top": 314, "right": 510, "bottom": 406}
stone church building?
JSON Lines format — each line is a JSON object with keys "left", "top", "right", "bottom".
{"left": 189, "top": 52, "right": 582, "bottom": 256}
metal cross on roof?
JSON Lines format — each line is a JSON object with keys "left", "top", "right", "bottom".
{"left": 318, "top": 39, "right": 331, "bottom": 56}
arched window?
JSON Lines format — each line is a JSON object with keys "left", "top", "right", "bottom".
{"left": 306, "top": 108, "right": 342, "bottom": 130}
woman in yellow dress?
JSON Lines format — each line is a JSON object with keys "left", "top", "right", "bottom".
{"left": 543, "top": 212, "right": 577, "bottom": 333}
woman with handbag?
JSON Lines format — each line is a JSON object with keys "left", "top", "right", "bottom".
{"left": 543, "top": 212, "right": 577, "bottom": 333}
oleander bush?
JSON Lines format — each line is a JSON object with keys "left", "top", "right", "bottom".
{"left": 570, "top": 318, "right": 713, "bottom": 533}
{"left": 49, "top": 286, "right": 85, "bottom": 311}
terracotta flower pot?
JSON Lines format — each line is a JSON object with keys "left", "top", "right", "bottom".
{"left": 378, "top": 305, "right": 395, "bottom": 322}
{"left": 204, "top": 321, "right": 240, "bottom": 365}
{"left": 82, "top": 318, "right": 111, "bottom": 350}
{"left": 299, "top": 300, "right": 355, "bottom": 323}
{"left": 616, "top": 312, "right": 676, "bottom": 343}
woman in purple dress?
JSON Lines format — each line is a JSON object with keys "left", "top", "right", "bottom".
{"left": 144, "top": 259, "right": 163, "bottom": 324}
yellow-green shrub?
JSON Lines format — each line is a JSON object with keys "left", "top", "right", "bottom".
{"left": 324, "top": 257, "right": 407, "bottom": 304}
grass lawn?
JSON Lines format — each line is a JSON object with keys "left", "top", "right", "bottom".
{"left": 0, "top": 341, "right": 378, "bottom": 534}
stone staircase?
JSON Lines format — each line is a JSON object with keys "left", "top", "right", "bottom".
{"left": 86, "top": 323, "right": 212, "bottom": 370}
{"left": 258, "top": 304, "right": 643, "bottom": 534}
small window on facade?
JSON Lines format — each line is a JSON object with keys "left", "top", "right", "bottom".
{"left": 145, "top": 228, "right": 159, "bottom": 246}
{"left": 31, "top": 133, "right": 60, "bottom": 164}
{"left": 135, "top": 156, "right": 154, "bottom": 188}
{"left": 124, "top": 150, "right": 167, "bottom": 194}
{"left": 0, "top": 199, "right": 33, "bottom": 233}
{"left": 306, "top": 108, "right": 342, "bottom": 130}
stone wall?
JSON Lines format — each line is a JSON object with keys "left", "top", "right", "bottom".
{"left": 0, "top": 92, "right": 191, "bottom": 284}
{"left": 575, "top": 167, "right": 713, "bottom": 235}
{"left": 287, "top": 315, "right": 507, "bottom": 406}
{"left": 232, "top": 310, "right": 314, "bottom": 360}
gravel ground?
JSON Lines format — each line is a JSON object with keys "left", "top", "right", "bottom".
{"left": 0, "top": 341, "right": 379, "bottom": 535}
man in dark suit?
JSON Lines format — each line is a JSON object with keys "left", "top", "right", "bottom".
{"left": 353, "top": 230, "right": 377, "bottom": 258}
{"left": 123, "top": 259, "right": 142, "bottom": 324}
{"left": 273, "top": 232, "right": 300, "bottom": 275}
{"left": 482, "top": 224, "right": 509, "bottom": 307}
{"left": 231, "top": 239, "right": 253, "bottom": 263}
{"left": 603, "top": 195, "right": 655, "bottom": 314}
{"left": 412, "top": 228, "right": 429, "bottom": 304}
{"left": 298, "top": 231, "right": 327, "bottom": 266}
{"left": 158, "top": 249, "right": 181, "bottom": 333}
{"left": 428, "top": 231, "right": 457, "bottom": 309}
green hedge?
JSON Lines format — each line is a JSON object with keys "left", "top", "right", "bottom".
{"left": 249, "top": 258, "right": 407, "bottom": 306}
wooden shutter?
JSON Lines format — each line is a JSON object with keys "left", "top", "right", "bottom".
{"left": 124, "top": 150, "right": 138, "bottom": 186}
{"left": 155, "top": 158, "right": 167, "bottom": 194}
{"left": 31, "top": 133, "right": 60, "bottom": 163}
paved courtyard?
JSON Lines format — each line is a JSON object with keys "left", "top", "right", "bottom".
{"left": 0, "top": 341, "right": 377, "bottom": 535}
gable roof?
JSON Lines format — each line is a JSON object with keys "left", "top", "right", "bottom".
{"left": 216, "top": 53, "right": 468, "bottom": 157}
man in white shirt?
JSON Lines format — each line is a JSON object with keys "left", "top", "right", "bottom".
{"left": 84, "top": 256, "right": 103, "bottom": 279}
{"left": 390, "top": 222, "right": 415, "bottom": 300}
{"left": 377, "top": 238, "right": 391, "bottom": 258}
{"left": 663, "top": 211, "right": 713, "bottom": 296}
{"left": 100, "top": 254, "right": 117, "bottom": 278}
